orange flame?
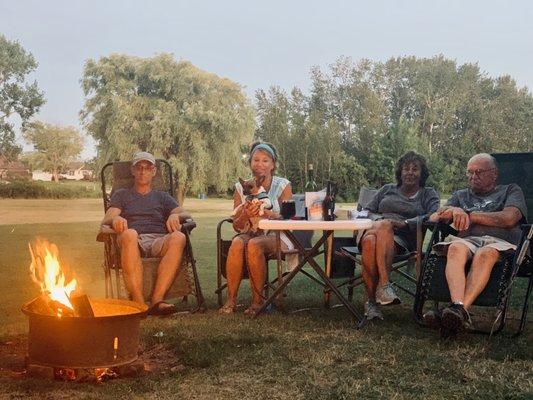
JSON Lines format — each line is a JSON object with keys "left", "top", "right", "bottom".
{"left": 29, "top": 239, "right": 77, "bottom": 312}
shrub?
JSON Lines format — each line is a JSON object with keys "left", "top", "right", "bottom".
{"left": 0, "top": 181, "right": 100, "bottom": 199}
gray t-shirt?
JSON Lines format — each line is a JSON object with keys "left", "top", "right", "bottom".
{"left": 365, "top": 184, "right": 440, "bottom": 249}
{"left": 109, "top": 188, "right": 179, "bottom": 234}
{"left": 445, "top": 183, "right": 527, "bottom": 245}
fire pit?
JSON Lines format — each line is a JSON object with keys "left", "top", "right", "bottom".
{"left": 22, "top": 298, "right": 147, "bottom": 369}
{"left": 22, "top": 239, "right": 148, "bottom": 379}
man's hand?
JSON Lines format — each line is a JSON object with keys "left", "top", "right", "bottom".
{"left": 112, "top": 216, "right": 128, "bottom": 233}
{"left": 451, "top": 207, "right": 470, "bottom": 231}
{"left": 429, "top": 206, "right": 470, "bottom": 230}
{"left": 429, "top": 206, "right": 454, "bottom": 223}
{"left": 166, "top": 213, "right": 182, "bottom": 232}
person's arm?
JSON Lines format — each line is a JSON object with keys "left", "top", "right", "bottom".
{"left": 263, "top": 183, "right": 293, "bottom": 219}
{"left": 469, "top": 206, "right": 523, "bottom": 229}
{"left": 101, "top": 207, "right": 127, "bottom": 233}
{"left": 404, "top": 188, "right": 441, "bottom": 230}
{"left": 232, "top": 191, "right": 254, "bottom": 232}
{"left": 166, "top": 206, "right": 191, "bottom": 232}
{"left": 429, "top": 206, "right": 470, "bottom": 231}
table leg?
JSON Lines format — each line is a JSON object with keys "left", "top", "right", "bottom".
{"left": 275, "top": 231, "right": 284, "bottom": 311}
{"left": 324, "top": 231, "right": 333, "bottom": 308}
{"left": 286, "top": 230, "right": 364, "bottom": 323}
{"left": 254, "top": 237, "right": 325, "bottom": 318}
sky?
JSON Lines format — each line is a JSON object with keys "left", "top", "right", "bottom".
{"left": 1, "top": 0, "right": 532, "bottom": 159}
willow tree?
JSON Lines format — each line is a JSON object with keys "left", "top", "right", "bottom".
{"left": 80, "top": 53, "right": 254, "bottom": 203}
{"left": 0, "top": 35, "right": 45, "bottom": 159}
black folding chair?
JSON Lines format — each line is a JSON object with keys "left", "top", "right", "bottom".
{"left": 413, "top": 152, "right": 532, "bottom": 335}
{"left": 324, "top": 187, "right": 424, "bottom": 307}
{"left": 96, "top": 159, "right": 206, "bottom": 312}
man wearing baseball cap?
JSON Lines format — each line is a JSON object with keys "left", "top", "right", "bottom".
{"left": 101, "top": 151, "right": 190, "bottom": 315}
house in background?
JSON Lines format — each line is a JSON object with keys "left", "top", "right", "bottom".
{"left": 62, "top": 162, "right": 93, "bottom": 180}
{"left": 0, "top": 155, "right": 31, "bottom": 181}
{"left": 31, "top": 170, "right": 54, "bottom": 181}
{"left": 32, "top": 162, "right": 94, "bottom": 181}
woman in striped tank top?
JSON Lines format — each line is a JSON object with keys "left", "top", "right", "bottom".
{"left": 219, "top": 141, "right": 293, "bottom": 315}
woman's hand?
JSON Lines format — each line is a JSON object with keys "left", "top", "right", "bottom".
{"left": 390, "top": 219, "right": 408, "bottom": 229}
{"left": 243, "top": 201, "right": 261, "bottom": 217}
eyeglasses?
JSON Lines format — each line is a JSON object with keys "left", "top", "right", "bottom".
{"left": 133, "top": 164, "right": 155, "bottom": 172}
{"left": 466, "top": 168, "right": 495, "bottom": 178}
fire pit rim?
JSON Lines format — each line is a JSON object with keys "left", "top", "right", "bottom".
{"left": 21, "top": 297, "right": 149, "bottom": 321}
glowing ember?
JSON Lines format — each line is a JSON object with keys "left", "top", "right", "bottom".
{"left": 29, "top": 239, "right": 77, "bottom": 313}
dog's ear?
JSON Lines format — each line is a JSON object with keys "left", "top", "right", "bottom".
{"left": 238, "top": 177, "right": 246, "bottom": 187}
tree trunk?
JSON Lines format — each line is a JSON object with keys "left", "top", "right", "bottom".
{"left": 53, "top": 169, "right": 59, "bottom": 182}
{"left": 176, "top": 184, "right": 187, "bottom": 206}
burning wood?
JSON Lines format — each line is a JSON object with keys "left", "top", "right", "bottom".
{"left": 70, "top": 293, "right": 94, "bottom": 317}
{"left": 28, "top": 239, "right": 93, "bottom": 317}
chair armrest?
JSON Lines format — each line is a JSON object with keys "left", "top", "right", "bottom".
{"left": 96, "top": 224, "right": 116, "bottom": 242}
{"left": 97, "top": 220, "right": 196, "bottom": 241}
{"left": 423, "top": 221, "right": 458, "bottom": 236}
{"left": 181, "top": 219, "right": 196, "bottom": 233}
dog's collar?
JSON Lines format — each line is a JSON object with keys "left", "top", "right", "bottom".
{"left": 246, "top": 192, "right": 269, "bottom": 202}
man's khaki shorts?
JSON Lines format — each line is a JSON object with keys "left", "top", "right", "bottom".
{"left": 433, "top": 235, "right": 516, "bottom": 258}
{"left": 137, "top": 233, "right": 168, "bottom": 257}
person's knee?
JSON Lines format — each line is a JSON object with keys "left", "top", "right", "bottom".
{"left": 361, "top": 234, "right": 376, "bottom": 251}
{"left": 120, "top": 229, "right": 138, "bottom": 245}
{"left": 447, "top": 242, "right": 470, "bottom": 261}
{"left": 246, "top": 239, "right": 264, "bottom": 259}
{"left": 167, "top": 231, "right": 186, "bottom": 249}
{"left": 375, "top": 220, "right": 393, "bottom": 233}
{"left": 472, "top": 246, "right": 499, "bottom": 267}
{"left": 229, "top": 236, "right": 246, "bottom": 254}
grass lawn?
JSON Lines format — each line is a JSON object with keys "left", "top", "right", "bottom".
{"left": 0, "top": 198, "right": 531, "bottom": 399}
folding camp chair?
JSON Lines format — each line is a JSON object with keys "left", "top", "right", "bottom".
{"left": 215, "top": 194, "right": 318, "bottom": 308}
{"left": 325, "top": 187, "right": 424, "bottom": 307}
{"left": 96, "top": 159, "right": 206, "bottom": 312}
{"left": 413, "top": 152, "right": 532, "bottom": 335}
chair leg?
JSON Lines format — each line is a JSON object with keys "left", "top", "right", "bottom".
{"left": 185, "top": 235, "right": 206, "bottom": 312}
{"left": 115, "top": 267, "right": 121, "bottom": 299}
{"left": 515, "top": 274, "right": 533, "bottom": 336}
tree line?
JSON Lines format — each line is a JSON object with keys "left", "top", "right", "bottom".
{"left": 256, "top": 56, "right": 533, "bottom": 198}
{"left": 1, "top": 34, "right": 532, "bottom": 200}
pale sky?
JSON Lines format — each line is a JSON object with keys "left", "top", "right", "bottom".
{"left": 1, "top": 0, "right": 532, "bottom": 159}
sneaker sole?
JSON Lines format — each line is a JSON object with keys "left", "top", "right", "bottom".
{"left": 423, "top": 314, "right": 441, "bottom": 330}
{"left": 376, "top": 298, "right": 401, "bottom": 306}
{"left": 441, "top": 310, "right": 464, "bottom": 332}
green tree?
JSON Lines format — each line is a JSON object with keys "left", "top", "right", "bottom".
{"left": 80, "top": 53, "right": 254, "bottom": 203}
{"left": 256, "top": 55, "right": 533, "bottom": 197}
{"left": 23, "top": 122, "right": 83, "bottom": 182}
{"left": 0, "top": 35, "right": 45, "bottom": 159}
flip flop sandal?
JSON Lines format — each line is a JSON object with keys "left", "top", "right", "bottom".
{"left": 243, "top": 305, "right": 262, "bottom": 316}
{"left": 147, "top": 301, "right": 178, "bottom": 316}
{"left": 218, "top": 303, "right": 236, "bottom": 314}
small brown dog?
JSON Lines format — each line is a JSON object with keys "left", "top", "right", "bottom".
{"left": 233, "top": 177, "right": 273, "bottom": 234}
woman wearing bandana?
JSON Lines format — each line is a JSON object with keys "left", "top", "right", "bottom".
{"left": 219, "top": 141, "right": 293, "bottom": 315}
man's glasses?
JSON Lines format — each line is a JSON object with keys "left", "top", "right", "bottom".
{"left": 133, "top": 164, "right": 155, "bottom": 172}
{"left": 466, "top": 168, "right": 495, "bottom": 178}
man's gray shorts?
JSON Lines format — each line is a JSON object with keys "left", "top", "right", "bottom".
{"left": 433, "top": 235, "right": 516, "bottom": 258}
{"left": 138, "top": 233, "right": 168, "bottom": 257}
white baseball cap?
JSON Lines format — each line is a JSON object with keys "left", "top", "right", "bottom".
{"left": 132, "top": 151, "right": 156, "bottom": 166}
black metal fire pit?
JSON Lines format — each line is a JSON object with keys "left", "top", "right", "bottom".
{"left": 22, "top": 298, "right": 147, "bottom": 369}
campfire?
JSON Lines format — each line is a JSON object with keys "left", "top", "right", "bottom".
{"left": 28, "top": 239, "right": 93, "bottom": 318}
{"left": 22, "top": 239, "right": 147, "bottom": 381}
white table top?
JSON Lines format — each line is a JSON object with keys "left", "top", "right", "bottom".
{"left": 258, "top": 219, "right": 373, "bottom": 231}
